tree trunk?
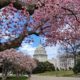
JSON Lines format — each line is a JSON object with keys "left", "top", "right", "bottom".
{"left": 2, "top": 69, "right": 8, "bottom": 80}
{"left": 0, "top": 34, "right": 26, "bottom": 51}
{"left": 73, "top": 53, "right": 77, "bottom": 67}
{"left": 74, "top": 56, "right": 76, "bottom": 66}
{"left": 2, "top": 63, "right": 8, "bottom": 80}
{"left": 27, "top": 71, "right": 32, "bottom": 80}
{"left": 16, "top": 71, "right": 20, "bottom": 79}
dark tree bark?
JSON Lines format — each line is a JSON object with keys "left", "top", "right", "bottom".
{"left": 0, "top": 34, "right": 26, "bottom": 51}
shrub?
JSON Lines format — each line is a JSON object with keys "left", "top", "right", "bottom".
{"left": 69, "top": 67, "right": 73, "bottom": 70}
{"left": 73, "top": 60, "right": 80, "bottom": 74}
{"left": 56, "top": 67, "right": 59, "bottom": 71}
{"left": 33, "top": 61, "right": 55, "bottom": 74}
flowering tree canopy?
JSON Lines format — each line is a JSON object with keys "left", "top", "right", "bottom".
{"left": 0, "top": 3, "right": 29, "bottom": 51}
{"left": 0, "top": 0, "right": 80, "bottom": 51}
{"left": 0, "top": 48, "right": 37, "bottom": 71}
{"left": 0, "top": 48, "right": 37, "bottom": 80}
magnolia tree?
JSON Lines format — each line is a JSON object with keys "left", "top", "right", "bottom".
{"left": 0, "top": 49, "right": 37, "bottom": 80}
{"left": 58, "top": 40, "right": 80, "bottom": 66}
{"left": 0, "top": 0, "right": 80, "bottom": 65}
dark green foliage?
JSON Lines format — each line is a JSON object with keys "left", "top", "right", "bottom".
{"left": 56, "top": 67, "right": 59, "bottom": 71}
{"left": 0, "top": 0, "right": 36, "bottom": 15}
{"left": 33, "top": 61, "right": 55, "bottom": 74}
{"left": 0, "top": 0, "right": 10, "bottom": 9}
{"left": 44, "top": 61, "right": 55, "bottom": 71}
{"left": 13, "top": 1, "right": 22, "bottom": 10}
{"left": 69, "top": 67, "right": 73, "bottom": 70}
{"left": 0, "top": 0, "right": 22, "bottom": 9}
{"left": 0, "top": 76, "right": 27, "bottom": 80}
{"left": 27, "top": 4, "right": 36, "bottom": 15}
{"left": 73, "top": 60, "right": 80, "bottom": 74}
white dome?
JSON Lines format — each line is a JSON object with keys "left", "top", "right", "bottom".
{"left": 34, "top": 45, "right": 47, "bottom": 56}
{"left": 33, "top": 45, "right": 48, "bottom": 62}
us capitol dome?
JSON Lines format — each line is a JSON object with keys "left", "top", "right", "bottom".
{"left": 33, "top": 45, "right": 48, "bottom": 62}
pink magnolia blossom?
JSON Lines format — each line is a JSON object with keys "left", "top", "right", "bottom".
{"left": 0, "top": 49, "right": 37, "bottom": 79}
{"left": 0, "top": 0, "right": 80, "bottom": 51}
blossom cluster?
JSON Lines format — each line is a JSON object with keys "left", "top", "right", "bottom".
{"left": 0, "top": 3, "right": 28, "bottom": 43}
{"left": 0, "top": 48, "right": 37, "bottom": 72}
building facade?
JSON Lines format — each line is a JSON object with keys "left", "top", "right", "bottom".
{"left": 33, "top": 45, "right": 74, "bottom": 70}
{"left": 33, "top": 45, "right": 48, "bottom": 62}
{"left": 57, "top": 54, "right": 74, "bottom": 70}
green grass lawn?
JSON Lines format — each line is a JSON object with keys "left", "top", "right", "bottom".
{"left": 37, "top": 70, "right": 77, "bottom": 77}
{"left": 0, "top": 76, "right": 28, "bottom": 80}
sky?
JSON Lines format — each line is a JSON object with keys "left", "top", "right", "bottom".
{"left": 19, "top": 35, "right": 60, "bottom": 59}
